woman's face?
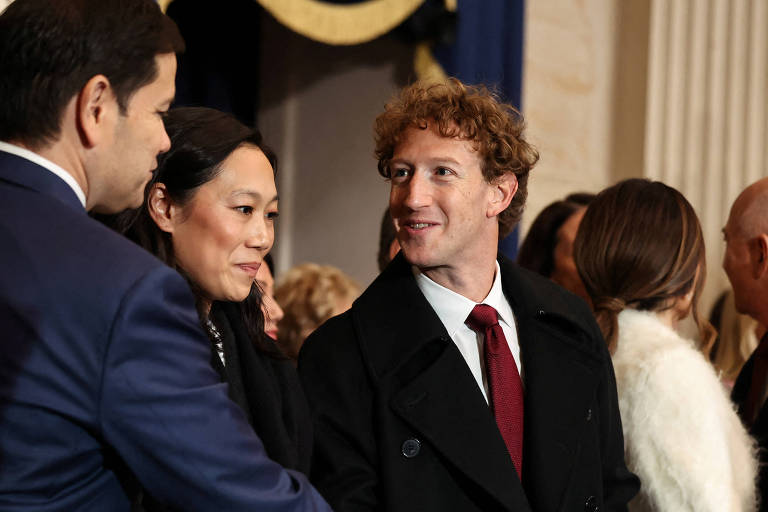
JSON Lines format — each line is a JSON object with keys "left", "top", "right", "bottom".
{"left": 255, "top": 263, "right": 284, "bottom": 340}
{"left": 551, "top": 207, "right": 590, "bottom": 303}
{"left": 165, "top": 145, "right": 278, "bottom": 304}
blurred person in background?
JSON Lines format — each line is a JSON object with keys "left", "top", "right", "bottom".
{"left": 517, "top": 192, "right": 594, "bottom": 303}
{"left": 378, "top": 206, "right": 401, "bottom": 271}
{"left": 575, "top": 178, "right": 756, "bottom": 512}
{"left": 275, "top": 263, "right": 359, "bottom": 363}
{"left": 709, "top": 289, "right": 763, "bottom": 388}
{"left": 256, "top": 253, "right": 285, "bottom": 341}
{"left": 725, "top": 177, "right": 768, "bottom": 512}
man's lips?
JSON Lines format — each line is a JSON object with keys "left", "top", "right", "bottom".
{"left": 237, "top": 263, "right": 261, "bottom": 277}
{"left": 400, "top": 220, "right": 439, "bottom": 232}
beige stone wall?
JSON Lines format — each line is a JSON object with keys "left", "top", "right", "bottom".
{"left": 520, "top": 0, "right": 650, "bottom": 235}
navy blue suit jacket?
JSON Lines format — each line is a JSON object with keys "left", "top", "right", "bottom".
{"left": 0, "top": 151, "right": 331, "bottom": 511}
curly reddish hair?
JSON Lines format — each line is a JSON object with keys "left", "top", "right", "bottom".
{"left": 374, "top": 78, "right": 539, "bottom": 238}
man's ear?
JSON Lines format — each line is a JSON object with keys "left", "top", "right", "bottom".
{"left": 487, "top": 172, "right": 518, "bottom": 218}
{"left": 76, "top": 74, "right": 115, "bottom": 148}
{"left": 750, "top": 234, "right": 768, "bottom": 279}
{"left": 147, "top": 183, "right": 177, "bottom": 234}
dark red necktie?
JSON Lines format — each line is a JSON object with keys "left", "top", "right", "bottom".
{"left": 744, "top": 333, "right": 768, "bottom": 426}
{"left": 466, "top": 304, "right": 524, "bottom": 477}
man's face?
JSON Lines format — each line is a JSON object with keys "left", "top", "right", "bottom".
{"left": 388, "top": 125, "right": 497, "bottom": 272}
{"left": 723, "top": 207, "right": 755, "bottom": 316}
{"left": 97, "top": 53, "right": 176, "bottom": 213}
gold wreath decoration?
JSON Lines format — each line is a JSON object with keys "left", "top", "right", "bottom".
{"left": 254, "top": 0, "right": 426, "bottom": 46}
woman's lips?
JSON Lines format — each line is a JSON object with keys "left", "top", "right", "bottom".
{"left": 237, "top": 263, "right": 260, "bottom": 278}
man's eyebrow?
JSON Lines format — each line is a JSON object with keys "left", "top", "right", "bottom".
{"left": 390, "top": 157, "right": 462, "bottom": 165}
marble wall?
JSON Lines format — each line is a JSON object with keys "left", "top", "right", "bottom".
{"left": 523, "top": 0, "right": 768, "bottom": 313}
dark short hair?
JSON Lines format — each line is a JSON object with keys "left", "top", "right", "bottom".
{"left": 573, "top": 179, "right": 714, "bottom": 353}
{"left": 115, "top": 107, "right": 278, "bottom": 355}
{"left": 374, "top": 79, "right": 539, "bottom": 238}
{"left": 517, "top": 192, "right": 595, "bottom": 277}
{"left": 0, "top": 0, "right": 184, "bottom": 148}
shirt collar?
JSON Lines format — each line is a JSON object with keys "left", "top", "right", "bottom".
{"left": 414, "top": 261, "right": 513, "bottom": 336}
{"left": 0, "top": 141, "right": 86, "bottom": 208}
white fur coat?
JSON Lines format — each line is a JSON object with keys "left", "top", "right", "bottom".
{"left": 613, "top": 309, "right": 758, "bottom": 512}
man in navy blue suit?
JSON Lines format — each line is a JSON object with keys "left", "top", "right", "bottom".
{"left": 0, "top": 1, "right": 331, "bottom": 511}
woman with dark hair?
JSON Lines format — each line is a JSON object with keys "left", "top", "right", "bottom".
{"left": 117, "top": 107, "right": 312, "bottom": 482}
{"left": 517, "top": 192, "right": 594, "bottom": 302}
{"left": 574, "top": 179, "right": 756, "bottom": 511}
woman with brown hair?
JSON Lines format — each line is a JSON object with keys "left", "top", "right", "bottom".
{"left": 574, "top": 178, "right": 757, "bottom": 511}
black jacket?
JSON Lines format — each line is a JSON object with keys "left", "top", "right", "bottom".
{"left": 732, "top": 344, "right": 768, "bottom": 512}
{"left": 209, "top": 301, "right": 313, "bottom": 473}
{"left": 298, "top": 253, "right": 639, "bottom": 512}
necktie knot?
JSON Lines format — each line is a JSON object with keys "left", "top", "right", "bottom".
{"left": 466, "top": 304, "right": 499, "bottom": 333}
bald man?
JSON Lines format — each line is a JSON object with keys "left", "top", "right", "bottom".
{"left": 725, "top": 177, "right": 768, "bottom": 511}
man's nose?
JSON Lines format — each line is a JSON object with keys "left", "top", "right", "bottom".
{"left": 158, "top": 126, "right": 171, "bottom": 154}
{"left": 400, "top": 173, "right": 431, "bottom": 210}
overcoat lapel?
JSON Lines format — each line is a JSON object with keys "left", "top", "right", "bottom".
{"left": 352, "top": 255, "right": 530, "bottom": 511}
{"left": 501, "top": 262, "right": 605, "bottom": 511}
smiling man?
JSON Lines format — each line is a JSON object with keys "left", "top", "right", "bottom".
{"left": 0, "top": 1, "right": 330, "bottom": 511}
{"left": 299, "top": 79, "right": 638, "bottom": 512}
{"left": 725, "top": 177, "right": 768, "bottom": 512}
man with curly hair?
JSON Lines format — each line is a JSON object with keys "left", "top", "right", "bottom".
{"left": 299, "top": 79, "right": 638, "bottom": 512}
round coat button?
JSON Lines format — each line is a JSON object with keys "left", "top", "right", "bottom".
{"left": 401, "top": 438, "right": 421, "bottom": 458}
{"left": 584, "top": 495, "right": 599, "bottom": 512}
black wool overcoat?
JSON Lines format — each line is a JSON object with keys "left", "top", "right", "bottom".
{"left": 298, "top": 253, "right": 639, "bottom": 512}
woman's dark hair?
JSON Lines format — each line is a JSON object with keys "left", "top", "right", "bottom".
{"left": 115, "top": 106, "right": 278, "bottom": 354}
{"left": 517, "top": 192, "right": 594, "bottom": 277}
{"left": 573, "top": 179, "right": 715, "bottom": 354}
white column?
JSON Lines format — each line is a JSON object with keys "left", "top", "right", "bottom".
{"left": 644, "top": 0, "right": 768, "bottom": 311}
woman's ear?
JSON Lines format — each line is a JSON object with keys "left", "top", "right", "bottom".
{"left": 147, "top": 183, "right": 176, "bottom": 234}
{"left": 487, "top": 172, "right": 518, "bottom": 218}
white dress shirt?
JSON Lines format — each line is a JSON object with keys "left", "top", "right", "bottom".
{"left": 414, "top": 261, "right": 522, "bottom": 403}
{"left": 0, "top": 140, "right": 86, "bottom": 208}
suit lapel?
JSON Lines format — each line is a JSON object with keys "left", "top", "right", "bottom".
{"left": 733, "top": 352, "right": 768, "bottom": 436}
{"left": 733, "top": 353, "right": 754, "bottom": 423}
{"left": 353, "top": 254, "right": 530, "bottom": 511}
